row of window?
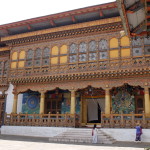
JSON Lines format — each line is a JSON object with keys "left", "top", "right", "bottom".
{"left": 10, "top": 36, "right": 150, "bottom": 69}
{"left": 0, "top": 61, "right": 9, "bottom": 76}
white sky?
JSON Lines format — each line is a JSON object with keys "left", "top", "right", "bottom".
{"left": 0, "top": 0, "right": 114, "bottom": 25}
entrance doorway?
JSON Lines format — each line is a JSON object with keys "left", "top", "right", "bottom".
{"left": 87, "top": 98, "right": 105, "bottom": 123}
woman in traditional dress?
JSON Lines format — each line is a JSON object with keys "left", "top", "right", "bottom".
{"left": 135, "top": 123, "right": 142, "bottom": 142}
{"left": 92, "top": 124, "right": 98, "bottom": 143}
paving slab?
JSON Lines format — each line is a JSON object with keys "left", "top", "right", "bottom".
{"left": 0, "top": 134, "right": 150, "bottom": 150}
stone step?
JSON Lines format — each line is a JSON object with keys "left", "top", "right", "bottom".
{"left": 49, "top": 128, "right": 116, "bottom": 144}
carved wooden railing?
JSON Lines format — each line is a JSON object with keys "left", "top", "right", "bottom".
{"left": 10, "top": 57, "right": 150, "bottom": 78}
{"left": 4, "top": 113, "right": 80, "bottom": 127}
{"left": 101, "top": 112, "right": 150, "bottom": 128}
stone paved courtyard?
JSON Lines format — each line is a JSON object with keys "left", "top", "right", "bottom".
{"left": 0, "top": 134, "right": 150, "bottom": 150}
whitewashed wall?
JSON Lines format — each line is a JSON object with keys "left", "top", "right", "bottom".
{"left": 5, "top": 83, "right": 23, "bottom": 114}
{"left": 1, "top": 126, "right": 150, "bottom": 143}
{"left": 5, "top": 84, "right": 14, "bottom": 114}
{"left": 1, "top": 126, "right": 72, "bottom": 137}
{"left": 101, "top": 128, "right": 150, "bottom": 143}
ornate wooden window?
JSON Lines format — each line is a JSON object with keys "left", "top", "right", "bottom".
{"left": 69, "top": 43, "right": 77, "bottom": 63}
{"left": 89, "top": 40, "right": 96, "bottom": 52}
{"left": 109, "top": 38, "right": 119, "bottom": 59}
{"left": 144, "top": 37, "right": 150, "bottom": 55}
{"left": 132, "top": 38, "right": 142, "bottom": 57}
{"left": 69, "top": 43, "right": 77, "bottom": 54}
{"left": 60, "top": 45, "right": 68, "bottom": 64}
{"left": 120, "top": 36, "right": 131, "bottom": 58}
{"left": 51, "top": 46, "right": 59, "bottom": 65}
{"left": 42, "top": 47, "right": 50, "bottom": 66}
{"left": 89, "top": 40, "right": 97, "bottom": 61}
{"left": 3, "top": 61, "right": 8, "bottom": 76}
{"left": 26, "top": 49, "right": 33, "bottom": 67}
{"left": 18, "top": 51, "right": 25, "bottom": 68}
{"left": 11, "top": 52, "right": 18, "bottom": 69}
{"left": 79, "top": 42, "right": 87, "bottom": 62}
{"left": 99, "top": 39, "right": 108, "bottom": 60}
{"left": 34, "top": 48, "right": 42, "bottom": 67}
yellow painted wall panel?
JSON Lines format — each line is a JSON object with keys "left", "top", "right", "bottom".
{"left": 19, "top": 51, "right": 25, "bottom": 59}
{"left": 51, "top": 57, "right": 58, "bottom": 64}
{"left": 110, "top": 38, "right": 118, "bottom": 48}
{"left": 12, "top": 52, "right": 18, "bottom": 60}
{"left": 18, "top": 61, "right": 25, "bottom": 68}
{"left": 121, "top": 36, "right": 130, "bottom": 46}
{"left": 60, "top": 56, "right": 67, "bottom": 64}
{"left": 121, "top": 48, "right": 130, "bottom": 57}
{"left": 60, "top": 45, "right": 67, "bottom": 54}
{"left": 11, "top": 62, "right": 17, "bottom": 69}
{"left": 52, "top": 46, "right": 59, "bottom": 55}
{"left": 110, "top": 50, "right": 119, "bottom": 58}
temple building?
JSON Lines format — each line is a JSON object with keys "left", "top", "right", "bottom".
{"left": 0, "top": 0, "right": 150, "bottom": 129}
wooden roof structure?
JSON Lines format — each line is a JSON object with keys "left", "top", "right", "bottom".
{"left": 117, "top": 0, "right": 150, "bottom": 37}
{"left": 0, "top": 2, "right": 118, "bottom": 40}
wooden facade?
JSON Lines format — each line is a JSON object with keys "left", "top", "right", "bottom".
{"left": 0, "top": 1, "right": 150, "bottom": 128}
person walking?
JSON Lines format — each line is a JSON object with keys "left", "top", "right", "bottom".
{"left": 135, "top": 123, "right": 142, "bottom": 142}
{"left": 92, "top": 124, "right": 98, "bottom": 143}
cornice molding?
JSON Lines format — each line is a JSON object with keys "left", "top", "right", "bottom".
{"left": 9, "top": 67, "right": 150, "bottom": 84}
{"left": 1, "top": 17, "right": 122, "bottom": 42}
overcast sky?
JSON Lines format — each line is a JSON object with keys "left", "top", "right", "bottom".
{"left": 0, "top": 0, "right": 114, "bottom": 25}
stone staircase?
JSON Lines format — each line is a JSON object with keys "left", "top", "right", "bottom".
{"left": 49, "top": 128, "right": 116, "bottom": 144}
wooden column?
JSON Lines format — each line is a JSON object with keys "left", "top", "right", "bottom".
{"left": 12, "top": 93, "right": 18, "bottom": 113}
{"left": 70, "top": 90, "right": 76, "bottom": 114}
{"left": 40, "top": 91, "right": 45, "bottom": 114}
{"left": 105, "top": 88, "right": 111, "bottom": 114}
{"left": 144, "top": 87, "right": 150, "bottom": 114}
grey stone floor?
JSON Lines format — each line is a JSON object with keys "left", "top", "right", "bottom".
{"left": 0, "top": 134, "right": 150, "bottom": 150}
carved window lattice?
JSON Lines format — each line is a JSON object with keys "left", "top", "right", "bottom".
{"left": 27, "top": 49, "right": 34, "bottom": 59}
{"left": 133, "top": 48, "right": 142, "bottom": 56}
{"left": 43, "top": 47, "right": 50, "bottom": 58}
{"left": 34, "top": 60, "right": 41, "bottom": 67}
{"left": 144, "top": 37, "right": 150, "bottom": 45}
{"left": 145, "top": 47, "right": 150, "bottom": 55}
{"left": 69, "top": 55, "right": 77, "bottom": 63}
{"left": 79, "top": 42, "right": 87, "bottom": 53}
{"left": 99, "top": 39, "right": 108, "bottom": 51}
{"left": 3, "top": 61, "right": 8, "bottom": 75}
{"left": 26, "top": 61, "right": 32, "bottom": 67}
{"left": 89, "top": 40, "right": 97, "bottom": 52}
{"left": 69, "top": 43, "right": 77, "bottom": 54}
{"left": 42, "top": 59, "right": 49, "bottom": 66}
{"left": 35, "top": 48, "right": 42, "bottom": 58}
{"left": 79, "top": 54, "right": 87, "bottom": 62}
{"left": 89, "top": 53, "right": 97, "bottom": 61}
{"left": 99, "top": 52, "right": 108, "bottom": 59}
{"left": 132, "top": 38, "right": 142, "bottom": 47}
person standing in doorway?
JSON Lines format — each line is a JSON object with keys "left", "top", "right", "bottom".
{"left": 92, "top": 124, "right": 98, "bottom": 143}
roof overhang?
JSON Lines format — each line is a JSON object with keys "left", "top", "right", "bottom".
{"left": 0, "top": 2, "right": 119, "bottom": 39}
{"left": 117, "top": 0, "right": 150, "bottom": 37}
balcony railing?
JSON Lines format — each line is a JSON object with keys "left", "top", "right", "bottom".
{"left": 4, "top": 113, "right": 80, "bottom": 127}
{"left": 101, "top": 112, "right": 150, "bottom": 128}
{"left": 3, "top": 112, "right": 150, "bottom": 128}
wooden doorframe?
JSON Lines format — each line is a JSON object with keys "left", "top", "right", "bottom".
{"left": 81, "top": 95, "right": 104, "bottom": 126}
{"left": 0, "top": 98, "right": 5, "bottom": 126}
{"left": 135, "top": 95, "right": 144, "bottom": 114}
